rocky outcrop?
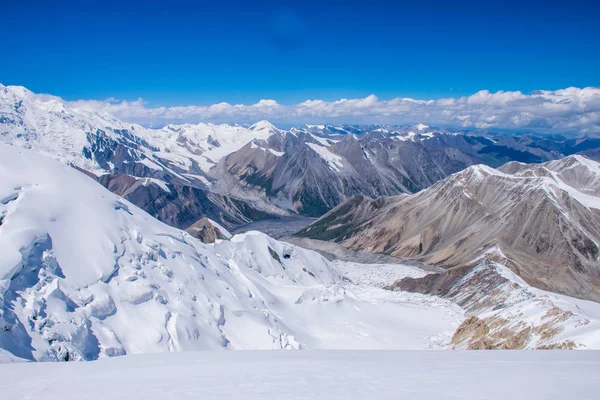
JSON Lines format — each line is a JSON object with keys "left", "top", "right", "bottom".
{"left": 391, "top": 257, "right": 592, "bottom": 349}
{"left": 185, "top": 218, "right": 229, "bottom": 243}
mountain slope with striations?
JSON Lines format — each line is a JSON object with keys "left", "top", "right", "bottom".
{"left": 208, "top": 124, "right": 600, "bottom": 216}
{"left": 297, "top": 155, "right": 600, "bottom": 301}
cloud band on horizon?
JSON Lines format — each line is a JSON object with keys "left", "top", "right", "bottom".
{"left": 28, "top": 86, "right": 600, "bottom": 133}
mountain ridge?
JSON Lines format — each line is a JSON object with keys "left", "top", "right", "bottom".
{"left": 296, "top": 155, "right": 600, "bottom": 302}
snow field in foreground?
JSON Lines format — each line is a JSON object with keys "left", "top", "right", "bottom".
{"left": 1, "top": 350, "right": 598, "bottom": 400}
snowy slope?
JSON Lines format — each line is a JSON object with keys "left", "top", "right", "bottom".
{"left": 306, "top": 142, "right": 345, "bottom": 172}
{"left": 150, "top": 122, "right": 273, "bottom": 173}
{"left": 2, "top": 351, "right": 599, "bottom": 400}
{"left": 0, "top": 144, "right": 462, "bottom": 361}
{"left": 0, "top": 84, "right": 134, "bottom": 173}
{"left": 0, "top": 84, "right": 273, "bottom": 175}
{"left": 444, "top": 259, "right": 600, "bottom": 349}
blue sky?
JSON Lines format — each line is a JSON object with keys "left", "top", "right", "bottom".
{"left": 1, "top": 0, "right": 599, "bottom": 106}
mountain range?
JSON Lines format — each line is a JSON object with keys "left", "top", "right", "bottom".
{"left": 2, "top": 84, "right": 600, "bottom": 359}
{"left": 3, "top": 83, "right": 600, "bottom": 225}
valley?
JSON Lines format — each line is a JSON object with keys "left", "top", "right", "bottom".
{"left": 3, "top": 2, "right": 600, "bottom": 397}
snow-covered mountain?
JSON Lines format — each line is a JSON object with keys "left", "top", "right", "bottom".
{"left": 0, "top": 143, "right": 474, "bottom": 361}
{"left": 4, "top": 83, "right": 600, "bottom": 352}
{"left": 2, "top": 143, "right": 600, "bottom": 362}
{"left": 297, "top": 155, "right": 600, "bottom": 302}
{"left": 0, "top": 84, "right": 288, "bottom": 228}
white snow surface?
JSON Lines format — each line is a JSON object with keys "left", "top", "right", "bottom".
{"left": 140, "top": 177, "right": 171, "bottom": 193}
{"left": 390, "top": 131, "right": 418, "bottom": 141}
{"left": 0, "top": 144, "right": 462, "bottom": 361}
{"left": 2, "top": 350, "right": 599, "bottom": 400}
{"left": 309, "top": 133, "right": 338, "bottom": 147}
{"left": 334, "top": 260, "right": 428, "bottom": 287}
{"left": 155, "top": 123, "right": 274, "bottom": 172}
{"left": 268, "top": 148, "right": 285, "bottom": 157}
{"left": 306, "top": 142, "right": 344, "bottom": 172}
{"left": 249, "top": 120, "right": 279, "bottom": 133}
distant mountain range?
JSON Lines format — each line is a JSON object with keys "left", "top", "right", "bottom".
{"left": 3, "top": 83, "right": 599, "bottom": 228}
{"left": 208, "top": 123, "right": 600, "bottom": 216}
{"left": 0, "top": 84, "right": 282, "bottom": 229}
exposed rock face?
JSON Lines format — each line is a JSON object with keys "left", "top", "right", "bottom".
{"left": 96, "top": 173, "right": 273, "bottom": 230}
{"left": 298, "top": 155, "right": 600, "bottom": 302}
{"left": 206, "top": 124, "right": 600, "bottom": 217}
{"left": 209, "top": 131, "right": 469, "bottom": 216}
{"left": 450, "top": 314, "right": 577, "bottom": 350}
{"left": 185, "top": 218, "right": 229, "bottom": 243}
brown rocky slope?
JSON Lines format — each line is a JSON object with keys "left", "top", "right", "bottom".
{"left": 297, "top": 155, "right": 600, "bottom": 302}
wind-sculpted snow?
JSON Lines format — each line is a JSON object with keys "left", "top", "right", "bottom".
{"left": 0, "top": 144, "right": 463, "bottom": 361}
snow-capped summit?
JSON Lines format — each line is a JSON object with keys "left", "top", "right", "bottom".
{"left": 1, "top": 84, "right": 36, "bottom": 99}
{"left": 249, "top": 120, "right": 279, "bottom": 133}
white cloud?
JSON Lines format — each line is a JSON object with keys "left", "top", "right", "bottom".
{"left": 59, "top": 87, "right": 600, "bottom": 132}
